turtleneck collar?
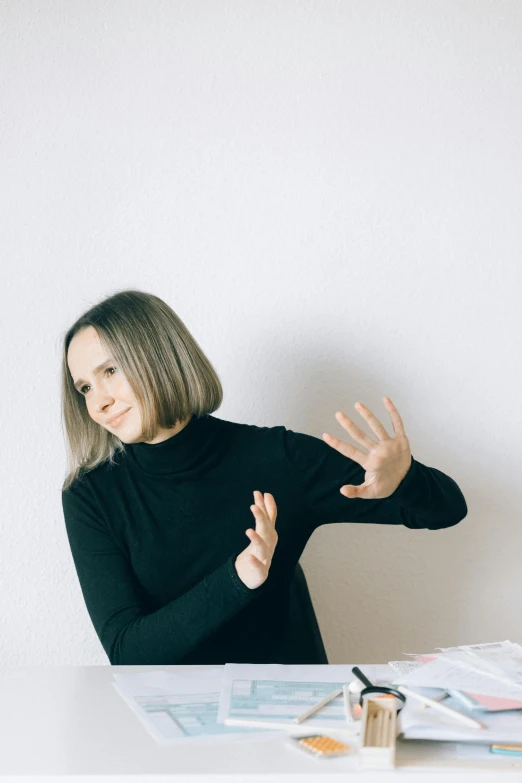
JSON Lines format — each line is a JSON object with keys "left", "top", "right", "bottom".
{"left": 126, "top": 414, "right": 218, "bottom": 476}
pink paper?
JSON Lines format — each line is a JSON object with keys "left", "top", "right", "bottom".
{"left": 467, "top": 692, "right": 522, "bottom": 712}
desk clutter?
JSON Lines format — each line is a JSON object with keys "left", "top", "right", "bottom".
{"left": 113, "top": 640, "right": 522, "bottom": 770}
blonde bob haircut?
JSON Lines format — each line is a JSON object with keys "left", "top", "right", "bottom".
{"left": 61, "top": 289, "right": 223, "bottom": 492}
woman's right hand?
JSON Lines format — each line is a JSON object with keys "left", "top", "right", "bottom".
{"left": 235, "top": 491, "right": 278, "bottom": 589}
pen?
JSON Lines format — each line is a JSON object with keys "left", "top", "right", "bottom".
{"left": 397, "top": 685, "right": 485, "bottom": 730}
{"left": 293, "top": 687, "right": 344, "bottom": 724}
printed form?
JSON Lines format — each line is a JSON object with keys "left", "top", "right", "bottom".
{"left": 113, "top": 668, "right": 269, "bottom": 745}
{"left": 218, "top": 663, "right": 391, "bottom": 733}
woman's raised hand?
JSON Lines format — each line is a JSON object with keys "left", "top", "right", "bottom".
{"left": 322, "top": 397, "right": 412, "bottom": 500}
{"left": 235, "top": 491, "right": 278, "bottom": 589}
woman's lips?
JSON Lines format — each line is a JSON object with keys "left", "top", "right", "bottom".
{"left": 108, "top": 408, "right": 130, "bottom": 427}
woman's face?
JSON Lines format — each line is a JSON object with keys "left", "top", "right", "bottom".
{"left": 67, "top": 325, "right": 189, "bottom": 444}
{"left": 67, "top": 326, "right": 144, "bottom": 442}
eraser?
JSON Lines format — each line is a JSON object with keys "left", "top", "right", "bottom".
{"left": 491, "top": 744, "right": 522, "bottom": 756}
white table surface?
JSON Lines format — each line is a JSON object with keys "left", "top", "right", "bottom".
{"left": 1, "top": 665, "right": 522, "bottom": 781}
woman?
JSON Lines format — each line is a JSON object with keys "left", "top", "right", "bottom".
{"left": 61, "top": 289, "right": 467, "bottom": 665}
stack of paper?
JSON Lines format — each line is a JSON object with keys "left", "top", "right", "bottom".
{"left": 390, "top": 640, "right": 522, "bottom": 743}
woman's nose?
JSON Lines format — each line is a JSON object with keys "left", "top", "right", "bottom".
{"left": 94, "top": 392, "right": 115, "bottom": 414}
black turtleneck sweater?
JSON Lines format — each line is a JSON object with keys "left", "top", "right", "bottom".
{"left": 62, "top": 414, "right": 467, "bottom": 665}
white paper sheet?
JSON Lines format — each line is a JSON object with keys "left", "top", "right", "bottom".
{"left": 113, "top": 669, "right": 274, "bottom": 745}
{"left": 436, "top": 640, "right": 522, "bottom": 686}
{"left": 393, "top": 656, "right": 522, "bottom": 700}
{"left": 388, "top": 660, "right": 423, "bottom": 677}
{"left": 218, "top": 663, "right": 392, "bottom": 735}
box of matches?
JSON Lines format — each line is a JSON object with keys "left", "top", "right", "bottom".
{"left": 358, "top": 697, "right": 397, "bottom": 770}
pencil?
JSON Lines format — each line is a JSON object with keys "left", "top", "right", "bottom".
{"left": 397, "top": 685, "right": 484, "bottom": 730}
{"left": 293, "top": 687, "right": 344, "bottom": 724}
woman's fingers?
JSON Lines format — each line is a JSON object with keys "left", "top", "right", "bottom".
{"left": 322, "top": 403, "right": 392, "bottom": 460}
{"left": 382, "top": 397, "right": 407, "bottom": 437}
{"left": 352, "top": 402, "right": 390, "bottom": 440}
{"left": 322, "top": 431, "right": 366, "bottom": 465}
{"left": 335, "top": 410, "right": 377, "bottom": 450}
{"left": 253, "top": 490, "right": 278, "bottom": 524}
{"left": 340, "top": 483, "right": 364, "bottom": 499}
{"left": 236, "top": 492, "right": 279, "bottom": 591}
{"left": 251, "top": 491, "right": 277, "bottom": 530}
{"left": 250, "top": 504, "right": 278, "bottom": 553}
{"left": 263, "top": 492, "right": 277, "bottom": 524}
{"left": 253, "top": 489, "right": 265, "bottom": 509}
{"left": 248, "top": 491, "right": 278, "bottom": 562}
{"left": 251, "top": 504, "right": 277, "bottom": 542}
{"left": 245, "top": 528, "right": 270, "bottom": 564}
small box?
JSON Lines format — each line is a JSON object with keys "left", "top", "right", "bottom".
{"left": 289, "top": 734, "right": 351, "bottom": 758}
{"left": 358, "top": 697, "right": 397, "bottom": 770}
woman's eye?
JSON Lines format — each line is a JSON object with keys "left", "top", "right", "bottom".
{"left": 80, "top": 367, "right": 116, "bottom": 395}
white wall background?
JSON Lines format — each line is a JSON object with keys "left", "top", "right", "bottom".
{"left": 1, "top": 0, "right": 521, "bottom": 666}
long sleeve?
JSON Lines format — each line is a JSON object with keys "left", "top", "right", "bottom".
{"left": 62, "top": 481, "right": 262, "bottom": 665}
{"left": 61, "top": 413, "right": 468, "bottom": 667}
{"left": 281, "top": 428, "right": 468, "bottom": 532}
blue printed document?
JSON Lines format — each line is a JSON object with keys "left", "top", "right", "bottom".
{"left": 113, "top": 669, "right": 266, "bottom": 745}
{"left": 217, "top": 663, "right": 389, "bottom": 734}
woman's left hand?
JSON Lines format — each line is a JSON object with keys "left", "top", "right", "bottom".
{"left": 322, "top": 397, "right": 412, "bottom": 500}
